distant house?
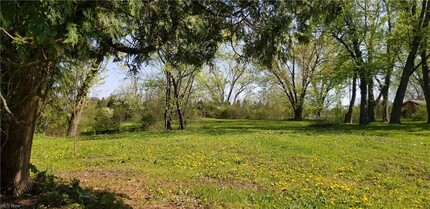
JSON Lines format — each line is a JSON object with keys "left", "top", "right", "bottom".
{"left": 401, "top": 100, "right": 426, "bottom": 117}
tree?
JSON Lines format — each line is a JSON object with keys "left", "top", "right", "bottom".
{"left": 242, "top": 1, "right": 319, "bottom": 120}
{"left": 421, "top": 51, "right": 430, "bottom": 123}
{"left": 269, "top": 38, "right": 326, "bottom": 120}
{"left": 64, "top": 56, "right": 105, "bottom": 137}
{"left": 308, "top": 38, "right": 344, "bottom": 118}
{"left": 196, "top": 45, "right": 255, "bottom": 105}
{"left": 0, "top": 1, "right": 156, "bottom": 195}
{"left": 389, "top": 0, "right": 430, "bottom": 124}
{"left": 148, "top": 2, "right": 224, "bottom": 130}
{"left": 1, "top": 1, "right": 81, "bottom": 195}
{"left": 330, "top": 0, "right": 385, "bottom": 125}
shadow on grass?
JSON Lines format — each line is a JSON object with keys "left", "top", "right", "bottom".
{"left": 2, "top": 164, "right": 132, "bottom": 209}
{"left": 76, "top": 118, "right": 430, "bottom": 139}
{"left": 196, "top": 118, "right": 430, "bottom": 136}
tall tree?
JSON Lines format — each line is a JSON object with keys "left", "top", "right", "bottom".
{"left": 330, "top": 0, "right": 383, "bottom": 125}
{"left": 420, "top": 42, "right": 430, "bottom": 123}
{"left": 242, "top": 1, "right": 323, "bottom": 120}
{"left": 390, "top": 0, "right": 430, "bottom": 124}
{"left": 0, "top": 1, "right": 163, "bottom": 195}
{"left": 269, "top": 38, "right": 325, "bottom": 120}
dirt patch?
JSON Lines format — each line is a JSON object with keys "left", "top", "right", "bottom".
{"left": 58, "top": 170, "right": 191, "bottom": 209}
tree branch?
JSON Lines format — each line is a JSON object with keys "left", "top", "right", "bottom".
{"left": 0, "top": 91, "right": 21, "bottom": 124}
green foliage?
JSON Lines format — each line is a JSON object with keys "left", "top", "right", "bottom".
{"left": 93, "top": 107, "right": 120, "bottom": 134}
{"left": 410, "top": 105, "right": 428, "bottom": 121}
{"left": 37, "top": 97, "right": 70, "bottom": 136}
{"left": 141, "top": 112, "right": 157, "bottom": 130}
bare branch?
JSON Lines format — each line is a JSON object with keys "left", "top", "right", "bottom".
{"left": 0, "top": 91, "right": 20, "bottom": 124}
{"left": 0, "top": 27, "right": 15, "bottom": 39}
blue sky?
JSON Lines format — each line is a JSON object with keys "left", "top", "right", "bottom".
{"left": 89, "top": 60, "right": 125, "bottom": 98}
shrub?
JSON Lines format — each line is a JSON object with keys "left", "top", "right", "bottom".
{"left": 141, "top": 111, "right": 157, "bottom": 130}
{"left": 410, "top": 105, "right": 428, "bottom": 121}
{"left": 93, "top": 108, "right": 120, "bottom": 134}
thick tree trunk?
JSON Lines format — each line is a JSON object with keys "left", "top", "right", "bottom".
{"left": 344, "top": 74, "right": 357, "bottom": 124}
{"left": 390, "top": 43, "right": 420, "bottom": 123}
{"left": 421, "top": 50, "right": 430, "bottom": 123}
{"left": 164, "top": 71, "right": 172, "bottom": 130}
{"left": 359, "top": 72, "right": 369, "bottom": 125}
{"left": 1, "top": 65, "right": 42, "bottom": 196}
{"left": 390, "top": 1, "right": 429, "bottom": 123}
{"left": 293, "top": 105, "right": 303, "bottom": 120}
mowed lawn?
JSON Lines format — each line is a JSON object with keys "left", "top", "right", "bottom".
{"left": 31, "top": 119, "right": 430, "bottom": 208}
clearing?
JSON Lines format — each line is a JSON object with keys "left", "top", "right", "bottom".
{"left": 30, "top": 119, "right": 430, "bottom": 208}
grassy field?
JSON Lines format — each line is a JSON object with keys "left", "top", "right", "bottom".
{"left": 31, "top": 119, "right": 430, "bottom": 208}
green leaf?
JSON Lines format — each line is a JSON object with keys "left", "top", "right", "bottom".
{"left": 63, "top": 23, "right": 79, "bottom": 46}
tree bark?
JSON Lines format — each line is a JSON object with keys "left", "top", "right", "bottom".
{"left": 344, "top": 74, "right": 357, "bottom": 124}
{"left": 381, "top": 54, "right": 393, "bottom": 122}
{"left": 172, "top": 77, "right": 185, "bottom": 130}
{"left": 359, "top": 72, "right": 369, "bottom": 125}
{"left": 382, "top": 2, "right": 393, "bottom": 122}
{"left": 67, "top": 106, "right": 83, "bottom": 137}
{"left": 390, "top": 0, "right": 430, "bottom": 124}
{"left": 164, "top": 71, "right": 172, "bottom": 130}
{"left": 1, "top": 64, "right": 44, "bottom": 196}
{"left": 421, "top": 50, "right": 430, "bottom": 123}
{"left": 381, "top": 73, "right": 391, "bottom": 122}
{"left": 389, "top": 41, "right": 421, "bottom": 124}
{"left": 368, "top": 76, "right": 376, "bottom": 122}
{"left": 293, "top": 105, "right": 303, "bottom": 120}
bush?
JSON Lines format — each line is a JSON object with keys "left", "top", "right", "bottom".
{"left": 141, "top": 111, "right": 157, "bottom": 130}
{"left": 93, "top": 108, "right": 120, "bottom": 134}
{"left": 410, "top": 105, "right": 428, "bottom": 121}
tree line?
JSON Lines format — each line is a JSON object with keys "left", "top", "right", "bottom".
{"left": 1, "top": 0, "right": 429, "bottom": 196}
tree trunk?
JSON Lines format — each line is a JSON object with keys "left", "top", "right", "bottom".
{"left": 293, "top": 105, "right": 303, "bottom": 120}
{"left": 172, "top": 77, "right": 185, "bottom": 130}
{"left": 368, "top": 76, "right": 376, "bottom": 122}
{"left": 164, "top": 71, "right": 172, "bottom": 130}
{"left": 390, "top": 1, "right": 429, "bottom": 124}
{"left": 381, "top": 62, "right": 393, "bottom": 122}
{"left": 381, "top": 77, "right": 391, "bottom": 122}
{"left": 66, "top": 57, "right": 104, "bottom": 137}
{"left": 359, "top": 72, "right": 369, "bottom": 125}
{"left": 67, "top": 99, "right": 84, "bottom": 137}
{"left": 176, "top": 100, "right": 185, "bottom": 130}
{"left": 344, "top": 74, "right": 357, "bottom": 124}
{"left": 1, "top": 65, "right": 43, "bottom": 196}
{"left": 421, "top": 50, "right": 430, "bottom": 123}
{"left": 382, "top": 6, "right": 393, "bottom": 122}
{"left": 389, "top": 42, "right": 420, "bottom": 123}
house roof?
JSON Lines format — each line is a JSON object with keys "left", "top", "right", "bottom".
{"left": 403, "top": 100, "right": 426, "bottom": 105}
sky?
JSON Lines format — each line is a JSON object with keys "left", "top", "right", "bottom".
{"left": 89, "top": 60, "right": 125, "bottom": 98}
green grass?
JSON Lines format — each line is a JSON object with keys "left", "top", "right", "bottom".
{"left": 31, "top": 118, "right": 430, "bottom": 208}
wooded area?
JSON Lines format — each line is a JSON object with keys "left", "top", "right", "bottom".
{"left": 1, "top": 0, "right": 429, "bottom": 199}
